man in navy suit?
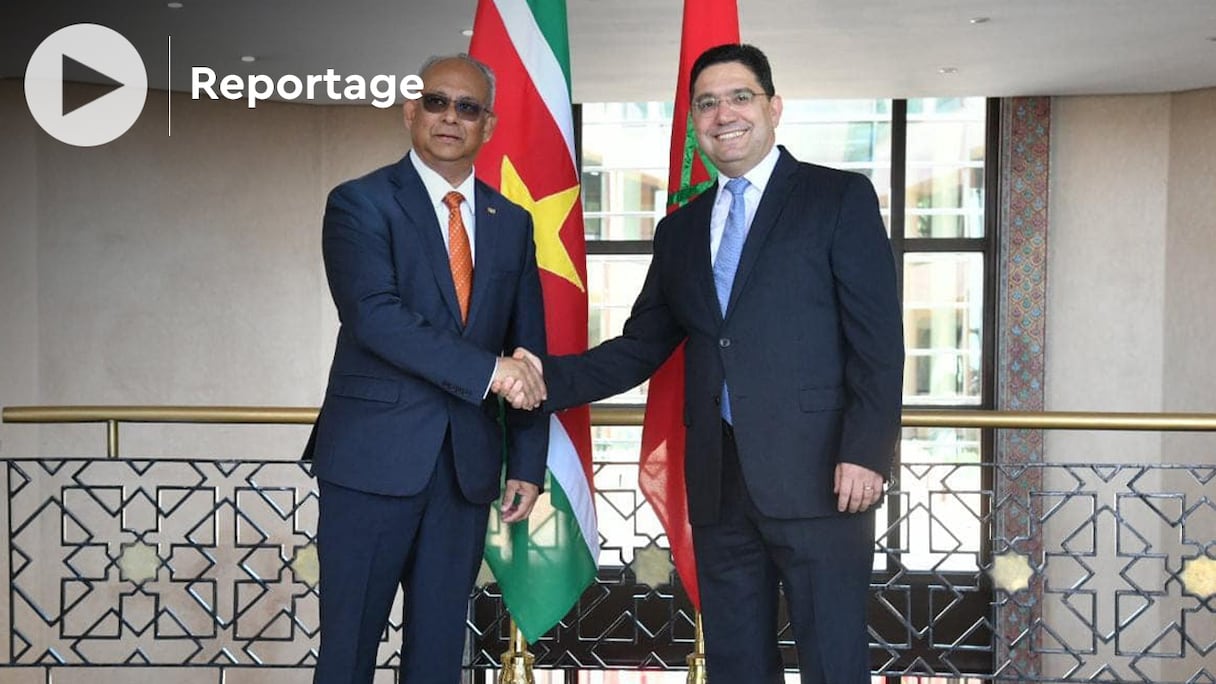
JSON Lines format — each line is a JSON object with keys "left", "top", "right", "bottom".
{"left": 519, "top": 44, "right": 903, "bottom": 683}
{"left": 304, "top": 54, "right": 549, "bottom": 684}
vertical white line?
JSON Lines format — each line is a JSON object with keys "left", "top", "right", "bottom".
{"left": 167, "top": 35, "right": 172, "bottom": 137}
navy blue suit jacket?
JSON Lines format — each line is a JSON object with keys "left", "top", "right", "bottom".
{"left": 305, "top": 154, "right": 548, "bottom": 504}
{"left": 544, "top": 147, "right": 903, "bottom": 524}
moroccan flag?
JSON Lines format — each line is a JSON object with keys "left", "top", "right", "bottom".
{"left": 470, "top": 0, "right": 598, "bottom": 644}
{"left": 638, "top": 0, "right": 739, "bottom": 611}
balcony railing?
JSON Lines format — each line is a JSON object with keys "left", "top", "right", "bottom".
{"left": 1, "top": 405, "right": 1214, "bottom": 684}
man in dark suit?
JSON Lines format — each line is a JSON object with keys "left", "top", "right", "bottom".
{"left": 519, "top": 44, "right": 903, "bottom": 683}
{"left": 304, "top": 54, "right": 549, "bottom": 684}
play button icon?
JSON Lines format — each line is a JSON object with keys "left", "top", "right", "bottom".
{"left": 25, "top": 24, "right": 148, "bottom": 147}
{"left": 62, "top": 55, "right": 125, "bottom": 116}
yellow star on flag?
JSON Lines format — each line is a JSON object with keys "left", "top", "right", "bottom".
{"left": 500, "top": 155, "right": 584, "bottom": 292}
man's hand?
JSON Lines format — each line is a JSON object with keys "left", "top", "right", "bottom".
{"left": 513, "top": 346, "right": 543, "bottom": 375}
{"left": 834, "top": 462, "right": 884, "bottom": 513}
{"left": 500, "top": 479, "right": 541, "bottom": 523}
{"left": 491, "top": 356, "right": 546, "bottom": 409}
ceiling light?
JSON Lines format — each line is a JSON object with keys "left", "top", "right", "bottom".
{"left": 461, "top": 28, "right": 474, "bottom": 37}
{"left": 167, "top": 1, "right": 183, "bottom": 7}
{"left": 969, "top": 17, "right": 989, "bottom": 24}
{"left": 938, "top": 67, "right": 958, "bottom": 75}
{"left": 241, "top": 55, "right": 257, "bottom": 63}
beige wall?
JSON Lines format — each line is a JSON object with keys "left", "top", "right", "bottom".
{"left": 1044, "top": 88, "right": 1216, "bottom": 682}
{"left": 1163, "top": 88, "right": 1216, "bottom": 462}
{"left": 1046, "top": 93, "right": 1171, "bottom": 464}
{"left": 0, "top": 82, "right": 407, "bottom": 460}
{"left": 0, "top": 82, "right": 40, "bottom": 460}
{"left": 1046, "top": 89, "right": 1216, "bottom": 464}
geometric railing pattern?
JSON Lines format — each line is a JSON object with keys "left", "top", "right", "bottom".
{"left": 4, "top": 458, "right": 1213, "bottom": 682}
{"left": 6, "top": 460, "right": 321, "bottom": 669}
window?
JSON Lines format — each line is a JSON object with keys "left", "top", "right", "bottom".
{"left": 892, "top": 98, "right": 994, "bottom": 575}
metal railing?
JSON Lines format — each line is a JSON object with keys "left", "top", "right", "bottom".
{"left": 2, "top": 405, "right": 1215, "bottom": 684}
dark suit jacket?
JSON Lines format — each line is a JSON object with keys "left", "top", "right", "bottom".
{"left": 304, "top": 153, "right": 548, "bottom": 504}
{"left": 545, "top": 147, "right": 903, "bottom": 524}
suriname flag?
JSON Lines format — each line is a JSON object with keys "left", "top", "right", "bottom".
{"left": 469, "top": 0, "right": 598, "bottom": 644}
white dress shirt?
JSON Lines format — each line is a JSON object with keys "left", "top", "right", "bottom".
{"left": 709, "top": 145, "right": 781, "bottom": 264}
{"left": 408, "top": 151, "right": 478, "bottom": 264}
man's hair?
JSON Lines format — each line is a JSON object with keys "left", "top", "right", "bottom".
{"left": 418, "top": 53, "right": 497, "bottom": 109}
{"left": 689, "top": 43, "right": 775, "bottom": 98}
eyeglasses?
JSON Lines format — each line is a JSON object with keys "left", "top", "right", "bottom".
{"left": 419, "top": 92, "right": 490, "bottom": 121}
{"left": 692, "top": 89, "right": 767, "bottom": 116}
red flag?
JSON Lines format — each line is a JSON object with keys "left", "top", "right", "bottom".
{"left": 639, "top": 0, "right": 740, "bottom": 611}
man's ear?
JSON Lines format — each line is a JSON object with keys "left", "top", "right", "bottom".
{"left": 403, "top": 99, "right": 416, "bottom": 132}
{"left": 482, "top": 112, "right": 497, "bottom": 144}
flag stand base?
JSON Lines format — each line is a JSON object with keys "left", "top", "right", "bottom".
{"left": 499, "top": 619, "right": 535, "bottom": 684}
{"left": 685, "top": 611, "right": 707, "bottom": 683}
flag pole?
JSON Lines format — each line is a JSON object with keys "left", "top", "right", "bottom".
{"left": 685, "top": 611, "right": 707, "bottom": 683}
{"left": 499, "top": 618, "right": 535, "bottom": 684}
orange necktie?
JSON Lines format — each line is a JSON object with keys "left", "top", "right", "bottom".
{"left": 443, "top": 191, "right": 473, "bottom": 323}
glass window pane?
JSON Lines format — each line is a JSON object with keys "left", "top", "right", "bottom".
{"left": 905, "top": 97, "right": 986, "bottom": 238}
{"left": 587, "top": 254, "right": 652, "bottom": 404}
{"left": 905, "top": 165, "right": 984, "bottom": 238}
{"left": 902, "top": 253, "right": 983, "bottom": 405}
{"left": 582, "top": 103, "right": 672, "bottom": 242}
{"left": 779, "top": 121, "right": 893, "bottom": 165}
{"left": 906, "top": 122, "right": 986, "bottom": 164}
{"left": 779, "top": 98, "right": 893, "bottom": 131}
{"left": 581, "top": 169, "right": 664, "bottom": 240}
{"left": 776, "top": 101, "right": 893, "bottom": 167}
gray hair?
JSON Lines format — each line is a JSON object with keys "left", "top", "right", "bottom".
{"left": 418, "top": 53, "right": 496, "bottom": 110}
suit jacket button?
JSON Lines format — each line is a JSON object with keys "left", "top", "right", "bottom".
{"left": 719, "top": 337, "right": 731, "bottom": 348}
{"left": 713, "top": 395, "right": 721, "bottom": 406}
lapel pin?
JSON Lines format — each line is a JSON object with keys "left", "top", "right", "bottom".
{"left": 487, "top": 206, "right": 497, "bottom": 215}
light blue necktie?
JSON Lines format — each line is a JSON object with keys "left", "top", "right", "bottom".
{"left": 713, "top": 177, "right": 750, "bottom": 423}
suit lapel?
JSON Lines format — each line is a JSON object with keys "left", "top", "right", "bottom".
{"left": 683, "top": 189, "right": 723, "bottom": 324}
{"left": 725, "top": 148, "right": 797, "bottom": 317}
{"left": 465, "top": 181, "right": 500, "bottom": 333}
{"left": 391, "top": 157, "right": 464, "bottom": 327}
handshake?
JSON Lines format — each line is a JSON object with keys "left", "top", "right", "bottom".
{"left": 491, "top": 347, "right": 545, "bottom": 410}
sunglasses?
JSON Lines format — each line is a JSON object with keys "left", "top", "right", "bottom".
{"left": 419, "top": 92, "right": 490, "bottom": 121}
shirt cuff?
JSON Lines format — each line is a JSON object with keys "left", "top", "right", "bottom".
{"left": 483, "top": 357, "right": 498, "bottom": 400}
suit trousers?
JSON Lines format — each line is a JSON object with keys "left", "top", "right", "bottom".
{"left": 313, "top": 435, "right": 488, "bottom": 684}
{"left": 692, "top": 422, "right": 875, "bottom": 684}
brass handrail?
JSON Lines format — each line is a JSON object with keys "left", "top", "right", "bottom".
{"left": 2, "top": 405, "right": 322, "bottom": 424}
{"left": 6, "top": 405, "right": 1216, "bottom": 431}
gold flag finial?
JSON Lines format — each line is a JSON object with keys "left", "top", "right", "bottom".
{"left": 499, "top": 618, "right": 535, "bottom": 684}
{"left": 686, "top": 611, "right": 707, "bottom": 683}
